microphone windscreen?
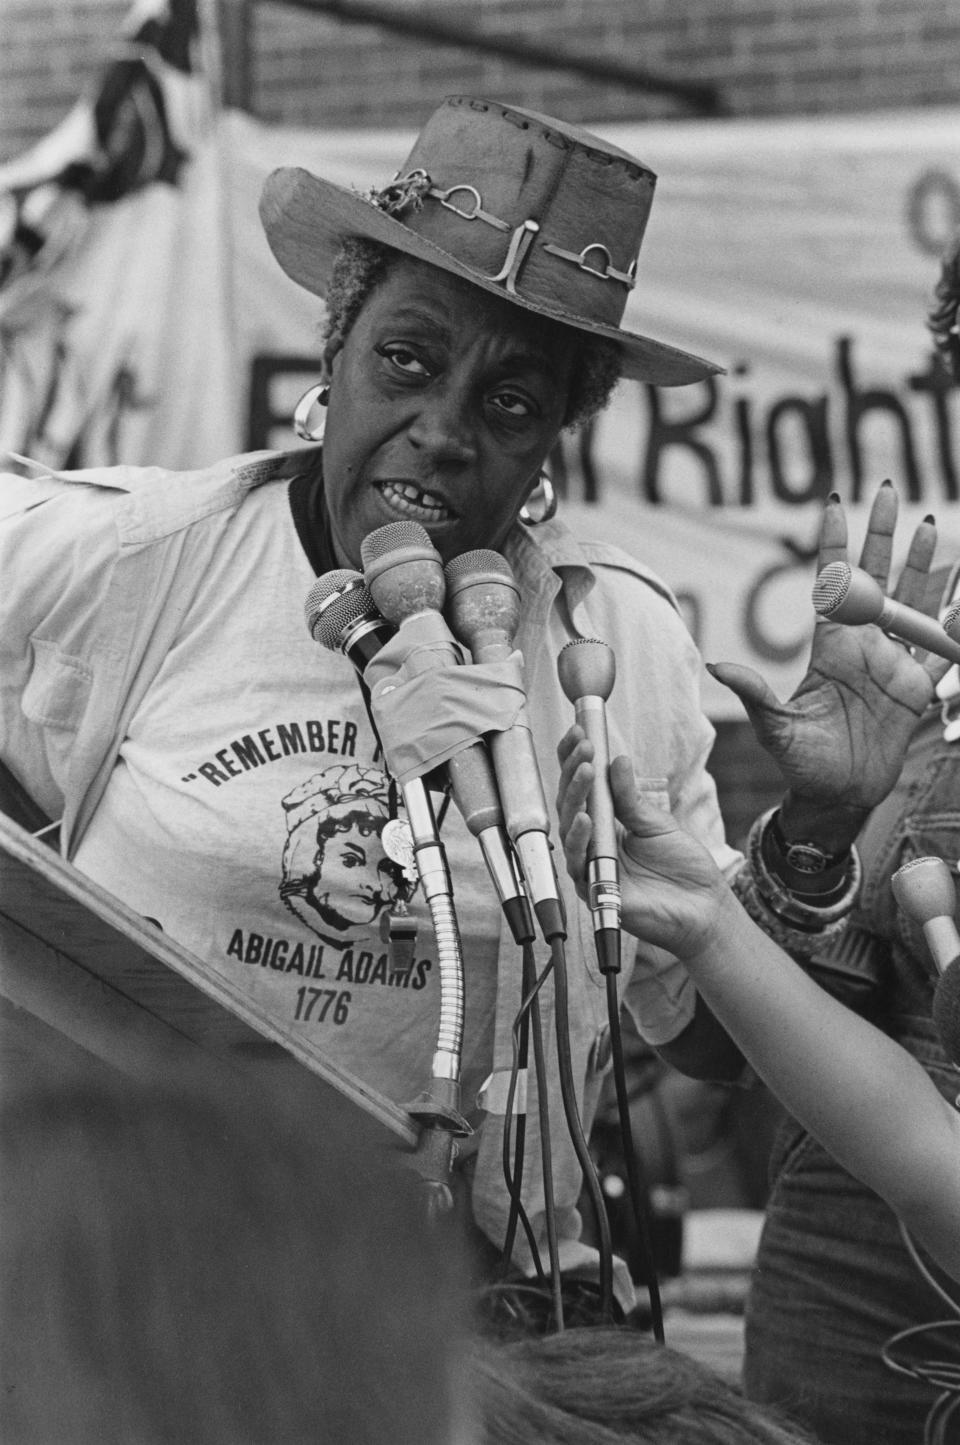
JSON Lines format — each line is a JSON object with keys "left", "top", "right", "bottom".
{"left": 304, "top": 570, "right": 365, "bottom": 643}
{"left": 932, "top": 958, "right": 960, "bottom": 1068}
{"left": 307, "top": 574, "right": 379, "bottom": 652}
{"left": 943, "top": 598, "right": 960, "bottom": 643}
{"left": 362, "top": 522, "right": 446, "bottom": 621}
{"left": 557, "top": 637, "right": 617, "bottom": 703}
{"left": 360, "top": 520, "right": 436, "bottom": 575}
{"left": 444, "top": 550, "right": 521, "bottom": 644}
{"left": 891, "top": 856, "right": 959, "bottom": 925}
{"left": 812, "top": 561, "right": 852, "bottom": 616}
{"left": 444, "top": 549, "right": 515, "bottom": 588}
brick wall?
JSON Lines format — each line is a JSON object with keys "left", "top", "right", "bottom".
{"left": 3, "top": 0, "right": 959, "bottom": 163}
{"left": 246, "top": 0, "right": 960, "bottom": 129}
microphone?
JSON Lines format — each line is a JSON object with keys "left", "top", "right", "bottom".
{"left": 305, "top": 567, "right": 452, "bottom": 920}
{"left": 444, "top": 549, "right": 565, "bottom": 943}
{"left": 812, "top": 562, "right": 960, "bottom": 665}
{"left": 359, "top": 524, "right": 535, "bottom": 945}
{"left": 891, "top": 856, "right": 960, "bottom": 975}
{"left": 306, "top": 568, "right": 395, "bottom": 685}
{"left": 891, "top": 856, "right": 960, "bottom": 1067}
{"left": 305, "top": 567, "right": 469, "bottom": 1123}
{"left": 556, "top": 638, "right": 622, "bottom": 975}
{"left": 943, "top": 598, "right": 960, "bottom": 643}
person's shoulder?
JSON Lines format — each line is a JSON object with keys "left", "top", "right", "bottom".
{"left": 1, "top": 446, "right": 307, "bottom": 494}
{"left": 577, "top": 536, "right": 681, "bottom": 614}
{"left": 531, "top": 516, "right": 680, "bottom": 612}
{"left": 0, "top": 448, "right": 307, "bottom": 531}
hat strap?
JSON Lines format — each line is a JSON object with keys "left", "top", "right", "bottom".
{"left": 542, "top": 241, "right": 637, "bottom": 290}
{"left": 429, "top": 181, "right": 510, "bottom": 233}
{"left": 373, "top": 170, "right": 636, "bottom": 295}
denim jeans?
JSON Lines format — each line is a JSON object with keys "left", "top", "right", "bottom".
{"left": 744, "top": 1049, "right": 957, "bottom": 1445}
{"left": 745, "top": 705, "right": 960, "bottom": 1445}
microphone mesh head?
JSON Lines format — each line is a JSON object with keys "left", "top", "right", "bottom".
{"left": 360, "top": 521, "right": 435, "bottom": 570}
{"left": 891, "top": 856, "right": 958, "bottom": 924}
{"left": 812, "top": 561, "right": 852, "bottom": 617}
{"left": 943, "top": 597, "right": 960, "bottom": 643}
{"left": 557, "top": 637, "right": 616, "bottom": 702}
{"left": 444, "top": 550, "right": 515, "bottom": 586}
{"left": 444, "top": 550, "right": 520, "bottom": 646}
{"left": 304, "top": 570, "right": 369, "bottom": 650}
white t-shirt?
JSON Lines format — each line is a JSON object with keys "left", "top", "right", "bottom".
{"left": 75, "top": 484, "right": 499, "bottom": 1115}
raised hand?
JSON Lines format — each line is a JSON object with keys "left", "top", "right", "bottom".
{"left": 556, "top": 730, "right": 727, "bottom": 959}
{"left": 707, "top": 483, "right": 950, "bottom": 843}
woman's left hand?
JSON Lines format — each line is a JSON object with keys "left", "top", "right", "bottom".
{"left": 707, "top": 483, "right": 950, "bottom": 835}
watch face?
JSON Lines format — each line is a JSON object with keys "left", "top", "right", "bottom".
{"left": 784, "top": 841, "right": 835, "bottom": 874}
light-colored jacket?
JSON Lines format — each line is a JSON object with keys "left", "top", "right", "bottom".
{"left": 0, "top": 446, "right": 740, "bottom": 1302}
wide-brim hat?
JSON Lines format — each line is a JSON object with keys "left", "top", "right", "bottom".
{"left": 259, "top": 96, "right": 723, "bottom": 387}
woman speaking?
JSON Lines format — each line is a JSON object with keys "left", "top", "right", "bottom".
{"left": 0, "top": 96, "right": 942, "bottom": 1321}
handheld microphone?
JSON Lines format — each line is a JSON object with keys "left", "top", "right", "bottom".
{"left": 359, "top": 524, "right": 535, "bottom": 945}
{"left": 943, "top": 598, "right": 960, "bottom": 643}
{"left": 444, "top": 549, "right": 565, "bottom": 943}
{"left": 557, "top": 638, "right": 622, "bottom": 975}
{"left": 891, "top": 856, "right": 960, "bottom": 1067}
{"left": 812, "top": 562, "right": 960, "bottom": 665}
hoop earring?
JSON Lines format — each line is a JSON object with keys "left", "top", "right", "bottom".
{"left": 293, "top": 383, "right": 330, "bottom": 442}
{"left": 520, "top": 472, "right": 557, "bottom": 526}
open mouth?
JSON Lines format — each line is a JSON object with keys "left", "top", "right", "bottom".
{"left": 377, "top": 480, "right": 456, "bottom": 525}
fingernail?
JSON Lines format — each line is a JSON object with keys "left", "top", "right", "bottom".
{"left": 881, "top": 478, "right": 893, "bottom": 488}
{"left": 827, "top": 491, "right": 841, "bottom": 503}
{"left": 924, "top": 513, "right": 936, "bottom": 524}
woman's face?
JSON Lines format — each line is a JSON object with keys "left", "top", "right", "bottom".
{"left": 313, "top": 818, "right": 394, "bottom": 928}
{"left": 319, "top": 256, "right": 577, "bottom": 567}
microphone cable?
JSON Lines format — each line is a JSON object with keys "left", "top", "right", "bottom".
{"left": 526, "top": 954, "right": 564, "bottom": 1329}
{"left": 549, "top": 932, "right": 616, "bottom": 1321}
{"left": 604, "top": 970, "right": 666, "bottom": 1342}
{"left": 881, "top": 1221, "right": 960, "bottom": 1445}
{"left": 499, "top": 943, "right": 564, "bottom": 1326}
{"left": 499, "top": 942, "right": 543, "bottom": 1277}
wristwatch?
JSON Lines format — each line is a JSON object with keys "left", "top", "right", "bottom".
{"left": 766, "top": 809, "right": 849, "bottom": 878}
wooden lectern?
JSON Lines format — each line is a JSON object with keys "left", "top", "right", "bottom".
{"left": 0, "top": 812, "right": 418, "bottom": 1150}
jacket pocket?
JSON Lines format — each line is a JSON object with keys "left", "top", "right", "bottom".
{"left": 22, "top": 639, "right": 93, "bottom": 729}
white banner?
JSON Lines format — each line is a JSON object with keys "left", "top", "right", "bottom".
{"left": 2, "top": 105, "right": 958, "bottom": 716}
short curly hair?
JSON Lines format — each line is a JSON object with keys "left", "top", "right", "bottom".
{"left": 320, "top": 236, "right": 622, "bottom": 430}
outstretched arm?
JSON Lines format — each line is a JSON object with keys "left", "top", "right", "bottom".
{"left": 557, "top": 741, "right": 960, "bottom": 1282}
